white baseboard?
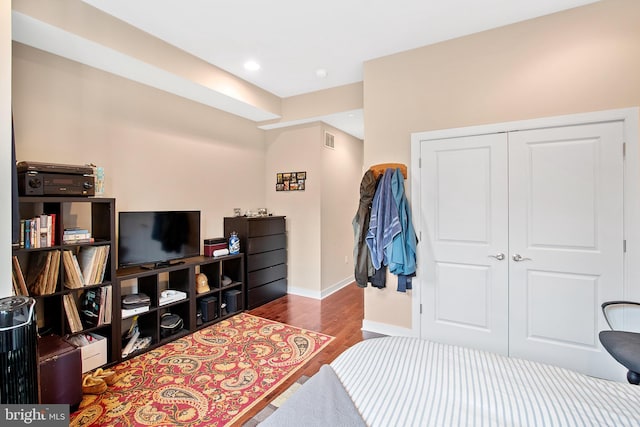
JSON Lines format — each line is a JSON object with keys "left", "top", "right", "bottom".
{"left": 320, "top": 276, "right": 354, "bottom": 298}
{"left": 361, "top": 319, "right": 417, "bottom": 337}
{"left": 287, "top": 276, "right": 354, "bottom": 300}
{"left": 286, "top": 286, "right": 321, "bottom": 299}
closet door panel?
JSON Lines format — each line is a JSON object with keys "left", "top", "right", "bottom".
{"left": 419, "top": 133, "right": 509, "bottom": 355}
{"left": 508, "top": 122, "right": 624, "bottom": 379}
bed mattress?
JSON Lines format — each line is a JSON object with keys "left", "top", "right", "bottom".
{"left": 330, "top": 336, "right": 640, "bottom": 426}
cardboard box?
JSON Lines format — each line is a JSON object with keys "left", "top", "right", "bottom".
{"left": 78, "top": 333, "right": 107, "bottom": 373}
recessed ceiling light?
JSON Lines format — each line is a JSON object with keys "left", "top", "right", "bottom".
{"left": 244, "top": 60, "right": 261, "bottom": 71}
{"left": 316, "top": 68, "right": 328, "bottom": 78}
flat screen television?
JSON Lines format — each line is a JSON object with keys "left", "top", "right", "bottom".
{"left": 118, "top": 210, "right": 201, "bottom": 268}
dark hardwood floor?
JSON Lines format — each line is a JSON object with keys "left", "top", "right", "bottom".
{"left": 237, "top": 282, "right": 371, "bottom": 425}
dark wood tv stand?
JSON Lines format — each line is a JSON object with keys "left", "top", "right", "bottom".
{"left": 114, "top": 254, "right": 245, "bottom": 361}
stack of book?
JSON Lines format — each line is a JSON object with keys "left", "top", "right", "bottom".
{"left": 24, "top": 250, "right": 61, "bottom": 296}
{"left": 63, "top": 293, "right": 83, "bottom": 333}
{"left": 62, "top": 245, "right": 110, "bottom": 288}
{"left": 19, "top": 214, "right": 56, "bottom": 249}
{"left": 80, "top": 286, "right": 113, "bottom": 327}
{"left": 62, "top": 227, "right": 94, "bottom": 244}
{"left": 11, "top": 256, "right": 29, "bottom": 296}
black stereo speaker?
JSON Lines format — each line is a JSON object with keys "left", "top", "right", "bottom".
{"left": 223, "top": 290, "right": 242, "bottom": 314}
{"left": 200, "top": 296, "right": 218, "bottom": 322}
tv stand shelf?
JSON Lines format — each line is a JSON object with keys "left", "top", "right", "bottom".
{"left": 115, "top": 254, "right": 245, "bottom": 361}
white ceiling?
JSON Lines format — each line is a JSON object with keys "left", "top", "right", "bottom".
{"left": 81, "top": 0, "right": 599, "bottom": 98}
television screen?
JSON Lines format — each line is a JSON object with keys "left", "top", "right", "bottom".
{"left": 118, "top": 210, "right": 201, "bottom": 268}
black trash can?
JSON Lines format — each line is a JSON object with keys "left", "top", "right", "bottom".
{"left": 0, "top": 296, "right": 38, "bottom": 404}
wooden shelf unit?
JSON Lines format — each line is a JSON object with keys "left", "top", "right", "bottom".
{"left": 13, "top": 196, "right": 118, "bottom": 366}
{"left": 115, "top": 254, "right": 245, "bottom": 361}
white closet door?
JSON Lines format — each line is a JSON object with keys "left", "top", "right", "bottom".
{"left": 508, "top": 122, "right": 624, "bottom": 379}
{"left": 420, "top": 133, "right": 509, "bottom": 355}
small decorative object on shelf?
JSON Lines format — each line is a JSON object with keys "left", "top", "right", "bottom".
{"left": 94, "top": 166, "right": 105, "bottom": 196}
{"left": 196, "top": 273, "right": 210, "bottom": 294}
{"left": 229, "top": 231, "right": 240, "bottom": 255}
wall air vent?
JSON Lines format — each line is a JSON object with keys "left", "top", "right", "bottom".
{"left": 324, "top": 131, "right": 335, "bottom": 149}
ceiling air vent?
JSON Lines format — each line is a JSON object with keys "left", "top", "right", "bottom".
{"left": 324, "top": 131, "right": 335, "bottom": 149}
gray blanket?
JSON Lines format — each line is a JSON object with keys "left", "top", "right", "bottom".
{"left": 258, "top": 364, "right": 366, "bottom": 427}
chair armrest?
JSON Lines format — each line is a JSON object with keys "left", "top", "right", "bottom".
{"left": 601, "top": 301, "right": 640, "bottom": 330}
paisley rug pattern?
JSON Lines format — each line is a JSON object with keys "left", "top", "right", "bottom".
{"left": 70, "top": 313, "right": 333, "bottom": 426}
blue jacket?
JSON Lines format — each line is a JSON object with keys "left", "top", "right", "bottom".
{"left": 366, "top": 169, "right": 401, "bottom": 270}
{"left": 385, "top": 168, "right": 417, "bottom": 290}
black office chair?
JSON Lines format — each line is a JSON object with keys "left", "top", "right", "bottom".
{"left": 599, "top": 301, "right": 640, "bottom": 384}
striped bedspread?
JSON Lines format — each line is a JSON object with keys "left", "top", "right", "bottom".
{"left": 330, "top": 336, "right": 640, "bottom": 426}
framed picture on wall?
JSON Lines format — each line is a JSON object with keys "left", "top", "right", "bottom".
{"left": 276, "top": 171, "right": 306, "bottom": 191}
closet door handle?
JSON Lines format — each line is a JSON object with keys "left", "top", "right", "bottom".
{"left": 488, "top": 253, "right": 505, "bottom": 261}
{"left": 512, "top": 254, "right": 532, "bottom": 262}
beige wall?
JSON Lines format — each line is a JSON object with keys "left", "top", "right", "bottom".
{"left": 1, "top": 1, "right": 11, "bottom": 298}
{"left": 12, "top": 43, "right": 266, "bottom": 252}
{"left": 320, "top": 124, "right": 362, "bottom": 294}
{"left": 363, "top": 0, "right": 640, "bottom": 329}
{"left": 264, "top": 122, "right": 363, "bottom": 298}
{"left": 279, "top": 83, "right": 363, "bottom": 123}
{"left": 265, "top": 124, "right": 323, "bottom": 294}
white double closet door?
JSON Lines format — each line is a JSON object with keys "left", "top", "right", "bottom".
{"left": 419, "top": 121, "right": 624, "bottom": 380}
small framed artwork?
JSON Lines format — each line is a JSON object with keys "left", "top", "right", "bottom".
{"left": 277, "top": 171, "right": 306, "bottom": 191}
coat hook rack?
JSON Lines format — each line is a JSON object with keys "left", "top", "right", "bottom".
{"left": 368, "top": 163, "right": 407, "bottom": 179}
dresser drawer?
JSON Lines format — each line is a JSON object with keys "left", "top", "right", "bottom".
{"left": 249, "top": 218, "right": 285, "bottom": 237}
{"left": 247, "top": 234, "right": 286, "bottom": 254}
{"left": 247, "top": 249, "right": 287, "bottom": 272}
{"left": 248, "top": 264, "right": 287, "bottom": 288}
{"left": 247, "top": 279, "right": 287, "bottom": 309}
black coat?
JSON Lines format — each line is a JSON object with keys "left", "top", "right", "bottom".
{"left": 352, "top": 170, "right": 378, "bottom": 287}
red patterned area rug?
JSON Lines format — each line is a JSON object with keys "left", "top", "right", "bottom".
{"left": 70, "top": 313, "right": 334, "bottom": 427}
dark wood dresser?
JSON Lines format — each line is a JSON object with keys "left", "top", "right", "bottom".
{"left": 223, "top": 216, "right": 287, "bottom": 309}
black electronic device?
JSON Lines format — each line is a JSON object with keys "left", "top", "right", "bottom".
{"left": 223, "top": 289, "right": 242, "bottom": 314}
{"left": 17, "top": 161, "right": 94, "bottom": 175}
{"left": 118, "top": 210, "right": 201, "bottom": 268}
{"left": 200, "top": 296, "right": 218, "bottom": 322}
{"left": 18, "top": 171, "right": 95, "bottom": 196}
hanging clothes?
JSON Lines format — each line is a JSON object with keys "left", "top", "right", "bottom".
{"left": 385, "top": 167, "right": 418, "bottom": 292}
{"left": 366, "top": 168, "right": 402, "bottom": 271}
{"left": 352, "top": 170, "right": 377, "bottom": 287}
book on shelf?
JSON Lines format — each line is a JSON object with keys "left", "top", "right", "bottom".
{"left": 63, "top": 228, "right": 93, "bottom": 244}
{"left": 25, "top": 250, "right": 60, "bottom": 296}
{"left": 63, "top": 293, "right": 83, "bottom": 333}
{"left": 80, "top": 285, "right": 112, "bottom": 327}
{"left": 75, "top": 245, "right": 110, "bottom": 286}
{"left": 19, "top": 220, "right": 25, "bottom": 249}
{"left": 19, "top": 214, "right": 57, "bottom": 248}
{"left": 11, "top": 272, "right": 20, "bottom": 296}
{"left": 62, "top": 234, "right": 94, "bottom": 243}
{"left": 62, "top": 250, "right": 84, "bottom": 289}
{"left": 11, "top": 256, "right": 29, "bottom": 296}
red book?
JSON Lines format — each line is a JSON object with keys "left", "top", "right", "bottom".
{"left": 50, "top": 213, "right": 56, "bottom": 246}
